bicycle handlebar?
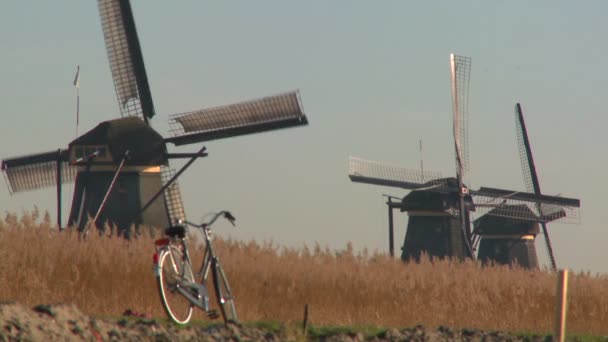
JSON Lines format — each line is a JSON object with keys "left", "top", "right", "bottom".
{"left": 182, "top": 210, "right": 236, "bottom": 229}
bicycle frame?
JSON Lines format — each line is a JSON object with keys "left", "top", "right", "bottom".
{"left": 173, "top": 238, "right": 211, "bottom": 311}
{"left": 185, "top": 211, "right": 229, "bottom": 287}
{"left": 198, "top": 224, "right": 215, "bottom": 289}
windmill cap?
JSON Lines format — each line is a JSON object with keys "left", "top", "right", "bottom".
{"left": 473, "top": 207, "right": 541, "bottom": 236}
{"left": 401, "top": 181, "right": 475, "bottom": 213}
{"left": 68, "top": 117, "right": 167, "bottom": 165}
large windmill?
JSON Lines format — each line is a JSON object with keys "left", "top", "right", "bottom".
{"left": 348, "top": 53, "right": 580, "bottom": 262}
{"left": 474, "top": 103, "right": 574, "bottom": 270}
{"left": 1, "top": 0, "right": 308, "bottom": 236}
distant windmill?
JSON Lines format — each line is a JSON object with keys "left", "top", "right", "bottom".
{"left": 348, "top": 54, "right": 580, "bottom": 262}
{"left": 1, "top": 0, "right": 308, "bottom": 236}
{"left": 474, "top": 104, "right": 575, "bottom": 270}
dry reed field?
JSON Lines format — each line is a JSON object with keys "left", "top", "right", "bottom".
{"left": 1, "top": 210, "right": 607, "bottom": 335}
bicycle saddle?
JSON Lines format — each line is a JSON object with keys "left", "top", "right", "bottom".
{"left": 165, "top": 225, "right": 186, "bottom": 238}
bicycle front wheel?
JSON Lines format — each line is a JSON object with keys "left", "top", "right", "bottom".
{"left": 157, "top": 245, "right": 195, "bottom": 324}
{"left": 212, "top": 258, "right": 238, "bottom": 324}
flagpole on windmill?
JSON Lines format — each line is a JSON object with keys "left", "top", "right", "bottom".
{"left": 73, "top": 65, "right": 80, "bottom": 136}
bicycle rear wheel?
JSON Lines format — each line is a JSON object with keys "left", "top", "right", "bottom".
{"left": 157, "top": 245, "right": 195, "bottom": 324}
{"left": 211, "top": 258, "right": 238, "bottom": 324}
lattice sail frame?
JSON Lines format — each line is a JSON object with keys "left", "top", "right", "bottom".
{"left": 515, "top": 105, "right": 535, "bottom": 193}
{"left": 472, "top": 193, "right": 580, "bottom": 224}
{"left": 347, "top": 156, "right": 581, "bottom": 223}
{"left": 160, "top": 166, "right": 186, "bottom": 225}
{"left": 348, "top": 156, "right": 448, "bottom": 190}
{"left": 450, "top": 54, "right": 472, "bottom": 175}
{"left": 2, "top": 161, "right": 77, "bottom": 194}
{"left": 98, "top": 0, "right": 152, "bottom": 121}
{"left": 168, "top": 91, "right": 305, "bottom": 136}
{"left": 1, "top": 150, "right": 78, "bottom": 194}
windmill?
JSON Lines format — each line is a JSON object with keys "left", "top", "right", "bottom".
{"left": 1, "top": 0, "right": 308, "bottom": 236}
{"left": 348, "top": 53, "right": 580, "bottom": 262}
{"left": 474, "top": 103, "right": 574, "bottom": 270}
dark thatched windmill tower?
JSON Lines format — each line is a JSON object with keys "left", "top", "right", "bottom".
{"left": 398, "top": 177, "right": 474, "bottom": 261}
{"left": 474, "top": 205, "right": 542, "bottom": 268}
{"left": 348, "top": 54, "right": 580, "bottom": 263}
{"left": 1, "top": 0, "right": 308, "bottom": 236}
{"left": 474, "top": 104, "right": 577, "bottom": 270}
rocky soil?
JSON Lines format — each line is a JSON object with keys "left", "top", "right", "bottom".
{"left": 0, "top": 301, "right": 555, "bottom": 341}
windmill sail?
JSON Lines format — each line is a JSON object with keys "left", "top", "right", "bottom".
{"left": 99, "top": 0, "right": 186, "bottom": 232}
{"left": 450, "top": 53, "right": 474, "bottom": 258}
{"left": 348, "top": 157, "right": 447, "bottom": 190}
{"left": 515, "top": 104, "right": 536, "bottom": 194}
{"left": 1, "top": 150, "right": 77, "bottom": 194}
{"left": 166, "top": 91, "right": 308, "bottom": 146}
{"left": 450, "top": 54, "right": 472, "bottom": 175}
{"left": 161, "top": 166, "right": 186, "bottom": 225}
{"left": 515, "top": 103, "right": 558, "bottom": 270}
{"left": 471, "top": 186, "right": 580, "bottom": 223}
{"left": 98, "top": 0, "right": 155, "bottom": 122}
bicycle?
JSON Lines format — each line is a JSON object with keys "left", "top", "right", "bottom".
{"left": 153, "top": 211, "right": 238, "bottom": 325}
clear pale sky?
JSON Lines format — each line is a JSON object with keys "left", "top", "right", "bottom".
{"left": 1, "top": 1, "right": 605, "bottom": 273}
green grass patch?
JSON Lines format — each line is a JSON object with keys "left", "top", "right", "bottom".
{"left": 307, "top": 324, "right": 387, "bottom": 340}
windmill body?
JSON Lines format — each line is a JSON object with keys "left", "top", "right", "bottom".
{"left": 1, "top": 0, "right": 308, "bottom": 234}
{"left": 474, "top": 205, "right": 540, "bottom": 269}
{"left": 66, "top": 117, "right": 172, "bottom": 234}
{"left": 68, "top": 169, "right": 168, "bottom": 234}
{"left": 348, "top": 54, "right": 580, "bottom": 264}
{"left": 399, "top": 178, "right": 473, "bottom": 261}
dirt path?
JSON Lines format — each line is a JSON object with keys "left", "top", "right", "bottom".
{"left": 0, "top": 301, "right": 551, "bottom": 341}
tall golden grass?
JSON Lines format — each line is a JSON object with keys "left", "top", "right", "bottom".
{"left": 0, "top": 210, "right": 607, "bottom": 334}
